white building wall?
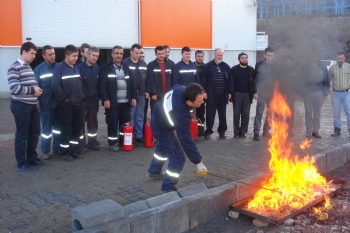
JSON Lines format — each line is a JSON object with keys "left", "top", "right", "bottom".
{"left": 0, "top": 47, "right": 20, "bottom": 99}
{"left": 21, "top": 0, "right": 139, "bottom": 48}
{"left": 212, "top": 0, "right": 257, "bottom": 65}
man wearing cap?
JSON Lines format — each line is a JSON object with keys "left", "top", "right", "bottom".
{"left": 230, "top": 52, "right": 256, "bottom": 138}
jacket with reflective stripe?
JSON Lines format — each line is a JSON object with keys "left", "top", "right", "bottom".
{"left": 148, "top": 59, "right": 173, "bottom": 98}
{"left": 171, "top": 60, "right": 200, "bottom": 87}
{"left": 77, "top": 61, "right": 99, "bottom": 101}
{"left": 51, "top": 61, "right": 85, "bottom": 105}
{"left": 98, "top": 61, "right": 136, "bottom": 108}
{"left": 153, "top": 85, "right": 202, "bottom": 164}
{"left": 122, "top": 57, "right": 149, "bottom": 94}
{"left": 34, "top": 61, "right": 57, "bottom": 108}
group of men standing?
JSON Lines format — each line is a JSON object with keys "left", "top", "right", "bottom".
{"left": 7, "top": 41, "right": 350, "bottom": 176}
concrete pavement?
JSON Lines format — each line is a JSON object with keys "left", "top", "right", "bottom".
{"left": 0, "top": 97, "right": 349, "bottom": 232}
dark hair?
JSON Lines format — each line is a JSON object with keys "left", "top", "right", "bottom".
{"left": 20, "top": 42, "right": 37, "bottom": 55}
{"left": 112, "top": 46, "right": 123, "bottom": 54}
{"left": 183, "top": 83, "right": 204, "bottom": 102}
{"left": 64, "top": 44, "right": 78, "bottom": 56}
{"left": 163, "top": 45, "right": 170, "bottom": 50}
{"left": 284, "top": 55, "right": 294, "bottom": 61}
{"left": 80, "top": 43, "right": 91, "bottom": 52}
{"left": 42, "top": 45, "right": 53, "bottom": 55}
{"left": 195, "top": 50, "right": 204, "bottom": 56}
{"left": 131, "top": 43, "right": 142, "bottom": 51}
{"left": 238, "top": 52, "right": 248, "bottom": 60}
{"left": 181, "top": 46, "right": 191, "bottom": 54}
{"left": 155, "top": 46, "right": 164, "bottom": 53}
{"left": 264, "top": 47, "right": 275, "bottom": 54}
{"left": 337, "top": 50, "right": 345, "bottom": 56}
{"left": 88, "top": 46, "right": 100, "bottom": 54}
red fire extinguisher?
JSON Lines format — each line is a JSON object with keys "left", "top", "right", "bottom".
{"left": 144, "top": 118, "right": 154, "bottom": 148}
{"left": 190, "top": 114, "right": 198, "bottom": 140}
{"left": 119, "top": 122, "right": 134, "bottom": 152}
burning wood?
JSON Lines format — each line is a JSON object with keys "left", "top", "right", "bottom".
{"left": 232, "top": 83, "right": 345, "bottom": 224}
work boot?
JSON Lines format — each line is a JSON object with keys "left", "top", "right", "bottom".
{"left": 109, "top": 145, "right": 119, "bottom": 151}
{"left": 331, "top": 128, "right": 341, "bottom": 137}
{"left": 253, "top": 133, "right": 260, "bottom": 141}
{"left": 160, "top": 188, "right": 177, "bottom": 195}
{"left": 146, "top": 171, "right": 165, "bottom": 180}
{"left": 62, "top": 155, "right": 74, "bottom": 162}
{"left": 71, "top": 152, "right": 84, "bottom": 159}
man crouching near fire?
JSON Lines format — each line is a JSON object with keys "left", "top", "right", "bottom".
{"left": 146, "top": 83, "right": 208, "bottom": 194}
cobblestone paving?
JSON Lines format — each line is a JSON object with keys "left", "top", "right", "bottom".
{"left": 0, "top": 97, "right": 349, "bottom": 232}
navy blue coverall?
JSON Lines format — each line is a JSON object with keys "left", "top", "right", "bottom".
{"left": 147, "top": 85, "right": 202, "bottom": 192}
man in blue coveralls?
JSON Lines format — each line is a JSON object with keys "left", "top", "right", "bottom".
{"left": 147, "top": 83, "right": 208, "bottom": 194}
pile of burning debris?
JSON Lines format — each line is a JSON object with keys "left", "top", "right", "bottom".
{"left": 230, "top": 84, "right": 350, "bottom": 233}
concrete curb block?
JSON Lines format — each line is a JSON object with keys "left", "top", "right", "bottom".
{"left": 76, "top": 144, "right": 350, "bottom": 233}
{"left": 71, "top": 199, "right": 123, "bottom": 232}
{"left": 146, "top": 191, "right": 180, "bottom": 208}
{"left": 177, "top": 183, "right": 208, "bottom": 197}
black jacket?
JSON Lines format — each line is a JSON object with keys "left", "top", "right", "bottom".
{"left": 122, "top": 57, "right": 149, "bottom": 94}
{"left": 148, "top": 59, "right": 173, "bottom": 99}
{"left": 254, "top": 60, "right": 280, "bottom": 99}
{"left": 51, "top": 61, "right": 85, "bottom": 106}
{"left": 77, "top": 61, "right": 99, "bottom": 101}
{"left": 299, "top": 61, "right": 329, "bottom": 97}
{"left": 98, "top": 61, "right": 136, "bottom": 108}
{"left": 231, "top": 64, "right": 256, "bottom": 104}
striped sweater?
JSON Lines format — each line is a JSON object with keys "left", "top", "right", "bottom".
{"left": 7, "top": 58, "right": 38, "bottom": 104}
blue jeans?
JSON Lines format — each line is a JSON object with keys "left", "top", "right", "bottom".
{"left": 10, "top": 102, "right": 40, "bottom": 167}
{"left": 147, "top": 118, "right": 186, "bottom": 191}
{"left": 131, "top": 92, "right": 146, "bottom": 139}
{"left": 40, "top": 108, "right": 60, "bottom": 153}
{"left": 332, "top": 91, "right": 350, "bottom": 131}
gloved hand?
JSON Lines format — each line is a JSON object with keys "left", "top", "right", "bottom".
{"left": 196, "top": 162, "right": 208, "bottom": 175}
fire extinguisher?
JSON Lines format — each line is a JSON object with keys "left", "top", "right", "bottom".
{"left": 119, "top": 121, "right": 134, "bottom": 152}
{"left": 144, "top": 118, "right": 154, "bottom": 148}
{"left": 190, "top": 114, "right": 198, "bottom": 140}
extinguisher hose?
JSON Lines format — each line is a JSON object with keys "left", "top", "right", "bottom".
{"left": 195, "top": 117, "right": 204, "bottom": 137}
{"left": 119, "top": 121, "right": 132, "bottom": 136}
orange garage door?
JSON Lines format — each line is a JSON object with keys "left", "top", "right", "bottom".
{"left": 140, "top": 0, "right": 212, "bottom": 48}
{"left": 0, "top": 0, "right": 22, "bottom": 46}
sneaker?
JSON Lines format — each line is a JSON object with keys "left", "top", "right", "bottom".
{"left": 17, "top": 165, "right": 36, "bottom": 172}
{"left": 71, "top": 152, "right": 84, "bottom": 159}
{"left": 135, "top": 138, "right": 145, "bottom": 143}
{"left": 253, "top": 133, "right": 260, "bottom": 141}
{"left": 87, "top": 145, "right": 101, "bottom": 151}
{"left": 239, "top": 134, "right": 246, "bottom": 139}
{"left": 42, "top": 152, "right": 50, "bottom": 160}
{"left": 305, "top": 132, "right": 312, "bottom": 138}
{"left": 109, "top": 145, "right": 119, "bottom": 151}
{"left": 62, "top": 155, "right": 74, "bottom": 162}
{"left": 28, "top": 159, "right": 47, "bottom": 166}
{"left": 160, "top": 188, "right": 177, "bottom": 195}
{"left": 146, "top": 171, "right": 164, "bottom": 180}
{"left": 233, "top": 135, "right": 240, "bottom": 139}
{"left": 219, "top": 134, "right": 227, "bottom": 139}
{"left": 52, "top": 150, "right": 60, "bottom": 156}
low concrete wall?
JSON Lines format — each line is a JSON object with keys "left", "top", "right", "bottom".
{"left": 75, "top": 143, "right": 350, "bottom": 233}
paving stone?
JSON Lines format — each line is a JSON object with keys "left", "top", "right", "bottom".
{"left": 71, "top": 199, "right": 124, "bottom": 232}
{"left": 146, "top": 191, "right": 180, "bottom": 208}
{"left": 123, "top": 200, "right": 150, "bottom": 216}
{"left": 177, "top": 183, "right": 208, "bottom": 198}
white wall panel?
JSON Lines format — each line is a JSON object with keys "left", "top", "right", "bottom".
{"left": 212, "top": 0, "right": 257, "bottom": 51}
{"left": 0, "top": 47, "right": 20, "bottom": 98}
{"left": 22, "top": 0, "right": 139, "bottom": 48}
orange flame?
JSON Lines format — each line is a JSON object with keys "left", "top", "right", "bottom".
{"left": 300, "top": 138, "right": 312, "bottom": 150}
{"left": 247, "top": 83, "right": 331, "bottom": 216}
